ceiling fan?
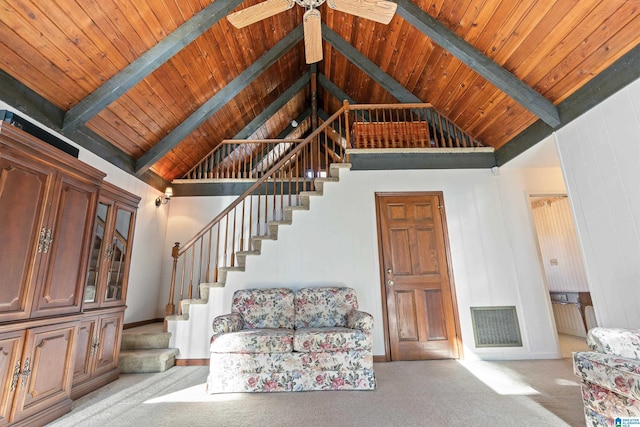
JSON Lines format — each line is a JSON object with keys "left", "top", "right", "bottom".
{"left": 227, "top": 0, "right": 397, "bottom": 64}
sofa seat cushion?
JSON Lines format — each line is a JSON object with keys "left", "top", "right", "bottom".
{"left": 294, "top": 327, "right": 372, "bottom": 352}
{"left": 573, "top": 351, "right": 640, "bottom": 401}
{"left": 210, "top": 328, "right": 294, "bottom": 354}
{"left": 210, "top": 352, "right": 302, "bottom": 373}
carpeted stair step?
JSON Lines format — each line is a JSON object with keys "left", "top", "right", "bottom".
{"left": 118, "top": 348, "right": 179, "bottom": 374}
{"left": 121, "top": 331, "right": 172, "bottom": 350}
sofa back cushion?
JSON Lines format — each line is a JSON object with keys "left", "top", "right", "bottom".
{"left": 295, "top": 287, "right": 359, "bottom": 329}
{"left": 587, "top": 327, "right": 640, "bottom": 359}
{"left": 231, "top": 288, "right": 295, "bottom": 329}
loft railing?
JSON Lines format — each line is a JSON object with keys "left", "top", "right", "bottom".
{"left": 347, "top": 103, "right": 482, "bottom": 149}
{"left": 178, "top": 103, "right": 482, "bottom": 183}
{"left": 183, "top": 139, "right": 305, "bottom": 180}
{"left": 165, "top": 102, "right": 483, "bottom": 316}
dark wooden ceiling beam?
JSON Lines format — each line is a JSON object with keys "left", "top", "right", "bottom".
{"left": 135, "top": 25, "right": 304, "bottom": 176}
{"left": 318, "top": 73, "right": 356, "bottom": 104}
{"left": 395, "top": 0, "right": 560, "bottom": 127}
{"left": 495, "top": 44, "right": 640, "bottom": 165}
{"left": 276, "top": 107, "right": 312, "bottom": 139}
{"left": 0, "top": 69, "right": 169, "bottom": 190}
{"left": 234, "top": 72, "right": 310, "bottom": 139}
{"left": 322, "top": 24, "right": 421, "bottom": 103}
{"left": 62, "top": 0, "right": 245, "bottom": 132}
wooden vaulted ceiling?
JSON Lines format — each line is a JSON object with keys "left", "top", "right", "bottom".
{"left": 0, "top": 0, "right": 638, "bottom": 190}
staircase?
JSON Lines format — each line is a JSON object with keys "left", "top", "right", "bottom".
{"left": 119, "top": 323, "right": 179, "bottom": 373}
{"left": 165, "top": 163, "right": 350, "bottom": 358}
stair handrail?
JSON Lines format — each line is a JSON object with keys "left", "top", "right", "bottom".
{"left": 164, "top": 101, "right": 474, "bottom": 317}
{"left": 165, "top": 103, "right": 350, "bottom": 316}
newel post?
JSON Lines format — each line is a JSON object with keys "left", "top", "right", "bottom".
{"left": 165, "top": 242, "right": 180, "bottom": 317}
{"left": 343, "top": 100, "right": 351, "bottom": 158}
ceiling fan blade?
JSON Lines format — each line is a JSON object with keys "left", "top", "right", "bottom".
{"left": 303, "top": 9, "right": 323, "bottom": 64}
{"left": 227, "top": 0, "right": 294, "bottom": 29}
{"left": 327, "top": 0, "right": 397, "bottom": 25}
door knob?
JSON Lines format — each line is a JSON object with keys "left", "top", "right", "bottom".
{"left": 387, "top": 279, "right": 394, "bottom": 286}
{"left": 386, "top": 268, "right": 392, "bottom": 274}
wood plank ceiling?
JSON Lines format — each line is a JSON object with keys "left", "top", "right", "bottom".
{"left": 0, "top": 0, "right": 638, "bottom": 188}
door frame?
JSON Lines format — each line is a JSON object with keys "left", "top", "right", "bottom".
{"left": 374, "top": 191, "right": 463, "bottom": 361}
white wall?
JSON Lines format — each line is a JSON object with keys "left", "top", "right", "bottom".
{"left": 556, "top": 77, "right": 640, "bottom": 328}
{"left": 0, "top": 100, "right": 169, "bottom": 324}
{"left": 168, "top": 158, "right": 567, "bottom": 360}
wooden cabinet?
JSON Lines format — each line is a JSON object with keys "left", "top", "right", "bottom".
{"left": 71, "top": 309, "right": 123, "bottom": 399}
{"left": 0, "top": 122, "right": 107, "bottom": 426}
{"left": 0, "top": 321, "right": 79, "bottom": 427}
{"left": 0, "top": 124, "right": 103, "bottom": 322}
{"left": 72, "top": 181, "right": 139, "bottom": 399}
{"left": 84, "top": 182, "right": 139, "bottom": 310}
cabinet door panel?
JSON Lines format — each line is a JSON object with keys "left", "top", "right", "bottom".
{"left": 11, "top": 323, "right": 77, "bottom": 424}
{"left": 93, "top": 312, "right": 123, "bottom": 376}
{"left": 0, "top": 156, "right": 52, "bottom": 322}
{"left": 0, "top": 331, "right": 24, "bottom": 427}
{"left": 31, "top": 175, "right": 98, "bottom": 317}
{"left": 72, "top": 318, "right": 96, "bottom": 385}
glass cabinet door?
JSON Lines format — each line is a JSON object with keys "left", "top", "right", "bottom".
{"left": 104, "top": 207, "right": 133, "bottom": 303}
{"left": 85, "top": 202, "right": 110, "bottom": 304}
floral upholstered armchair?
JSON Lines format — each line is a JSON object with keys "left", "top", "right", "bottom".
{"left": 573, "top": 327, "right": 640, "bottom": 426}
{"left": 206, "top": 286, "right": 376, "bottom": 393}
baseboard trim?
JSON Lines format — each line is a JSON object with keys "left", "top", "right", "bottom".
{"left": 123, "top": 318, "right": 164, "bottom": 329}
{"left": 175, "top": 358, "right": 209, "bottom": 366}
{"left": 373, "top": 355, "right": 388, "bottom": 363}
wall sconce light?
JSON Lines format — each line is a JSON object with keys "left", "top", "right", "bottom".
{"left": 155, "top": 187, "right": 173, "bottom": 206}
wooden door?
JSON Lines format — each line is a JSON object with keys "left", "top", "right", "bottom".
{"left": 31, "top": 173, "right": 99, "bottom": 317}
{"left": 10, "top": 322, "right": 77, "bottom": 424}
{"left": 0, "top": 330, "right": 24, "bottom": 426}
{"left": 376, "top": 192, "right": 460, "bottom": 360}
{"left": 0, "top": 152, "right": 54, "bottom": 322}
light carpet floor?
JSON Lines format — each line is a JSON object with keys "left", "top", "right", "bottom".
{"left": 47, "top": 356, "right": 587, "bottom": 427}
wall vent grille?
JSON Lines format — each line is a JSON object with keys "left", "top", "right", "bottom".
{"left": 470, "top": 306, "right": 522, "bottom": 347}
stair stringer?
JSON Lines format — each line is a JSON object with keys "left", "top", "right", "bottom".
{"left": 166, "top": 163, "right": 352, "bottom": 359}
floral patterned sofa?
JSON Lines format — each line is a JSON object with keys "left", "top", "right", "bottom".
{"left": 206, "top": 287, "right": 375, "bottom": 393}
{"left": 573, "top": 327, "right": 640, "bottom": 426}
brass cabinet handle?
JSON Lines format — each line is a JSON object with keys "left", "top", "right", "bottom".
{"left": 20, "top": 357, "right": 31, "bottom": 387}
{"left": 10, "top": 361, "right": 20, "bottom": 391}
{"left": 37, "top": 228, "right": 53, "bottom": 253}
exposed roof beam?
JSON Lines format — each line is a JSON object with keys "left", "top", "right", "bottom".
{"left": 318, "top": 73, "right": 370, "bottom": 122}
{"left": 135, "top": 25, "right": 304, "bottom": 176}
{"left": 276, "top": 108, "right": 312, "bottom": 139}
{"left": 496, "top": 43, "right": 640, "bottom": 165}
{"left": 62, "top": 0, "right": 244, "bottom": 132}
{"left": 234, "top": 72, "right": 310, "bottom": 139}
{"left": 0, "top": 69, "right": 169, "bottom": 190}
{"left": 322, "top": 24, "right": 421, "bottom": 103}
{"left": 318, "top": 73, "right": 356, "bottom": 104}
{"left": 395, "top": 0, "right": 560, "bottom": 127}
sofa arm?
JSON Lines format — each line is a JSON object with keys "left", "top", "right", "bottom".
{"left": 587, "top": 327, "right": 640, "bottom": 359}
{"left": 212, "top": 313, "right": 244, "bottom": 335}
{"left": 347, "top": 310, "right": 374, "bottom": 332}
